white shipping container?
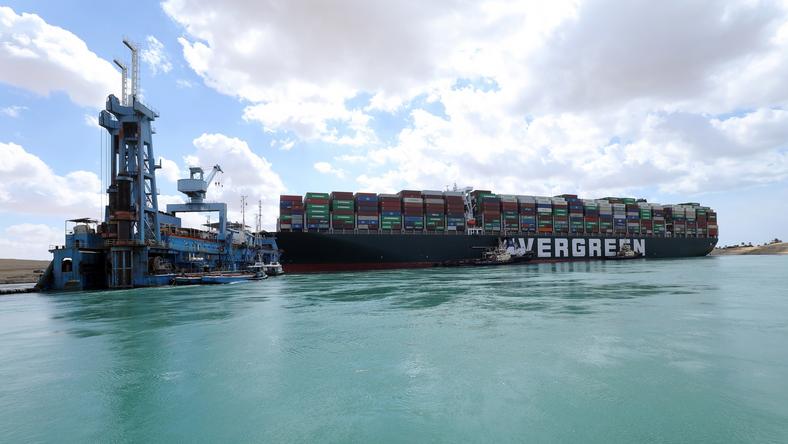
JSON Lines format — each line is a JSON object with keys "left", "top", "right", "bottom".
{"left": 425, "top": 198, "right": 445, "bottom": 204}
{"left": 403, "top": 198, "right": 423, "bottom": 203}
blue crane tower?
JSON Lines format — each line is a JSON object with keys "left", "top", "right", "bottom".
{"left": 38, "top": 40, "right": 282, "bottom": 291}
{"left": 99, "top": 38, "right": 163, "bottom": 288}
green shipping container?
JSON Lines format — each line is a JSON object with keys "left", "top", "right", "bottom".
{"left": 306, "top": 192, "right": 329, "bottom": 199}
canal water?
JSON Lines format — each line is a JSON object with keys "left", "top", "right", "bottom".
{"left": 1, "top": 256, "right": 787, "bottom": 442}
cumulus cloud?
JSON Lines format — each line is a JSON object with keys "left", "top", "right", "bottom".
{"left": 1, "top": 105, "right": 27, "bottom": 117}
{"left": 0, "top": 223, "right": 62, "bottom": 260}
{"left": 0, "top": 142, "right": 102, "bottom": 218}
{"left": 0, "top": 6, "right": 119, "bottom": 107}
{"left": 83, "top": 113, "right": 100, "bottom": 128}
{"left": 141, "top": 35, "right": 173, "bottom": 75}
{"left": 313, "top": 161, "right": 346, "bottom": 179}
{"left": 158, "top": 156, "right": 182, "bottom": 182}
{"left": 179, "top": 133, "right": 287, "bottom": 229}
{"left": 164, "top": 0, "right": 788, "bottom": 198}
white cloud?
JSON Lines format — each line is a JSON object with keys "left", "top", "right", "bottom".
{"left": 0, "top": 223, "right": 62, "bottom": 260}
{"left": 313, "top": 161, "right": 346, "bottom": 179}
{"left": 83, "top": 113, "right": 100, "bottom": 128}
{"left": 179, "top": 133, "right": 287, "bottom": 229}
{"left": 270, "top": 138, "right": 295, "bottom": 151}
{"left": 1, "top": 105, "right": 27, "bottom": 117}
{"left": 241, "top": 83, "right": 376, "bottom": 145}
{"left": 0, "top": 6, "right": 119, "bottom": 107}
{"left": 164, "top": 0, "right": 788, "bottom": 199}
{"left": 0, "top": 142, "right": 102, "bottom": 218}
{"left": 141, "top": 35, "right": 173, "bottom": 75}
{"left": 175, "top": 78, "right": 194, "bottom": 88}
{"left": 158, "top": 156, "right": 183, "bottom": 182}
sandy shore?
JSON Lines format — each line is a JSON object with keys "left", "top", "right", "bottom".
{"left": 710, "top": 242, "right": 788, "bottom": 256}
{"left": 0, "top": 259, "right": 50, "bottom": 285}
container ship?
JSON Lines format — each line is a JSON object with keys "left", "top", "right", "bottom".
{"left": 276, "top": 190, "right": 718, "bottom": 272}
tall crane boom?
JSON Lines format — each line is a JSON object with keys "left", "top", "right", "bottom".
{"left": 205, "top": 165, "right": 223, "bottom": 190}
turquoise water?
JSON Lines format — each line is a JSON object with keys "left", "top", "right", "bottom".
{"left": 1, "top": 256, "right": 787, "bottom": 443}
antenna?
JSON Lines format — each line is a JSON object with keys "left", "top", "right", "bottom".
{"left": 257, "top": 200, "right": 262, "bottom": 233}
{"left": 122, "top": 38, "right": 139, "bottom": 101}
{"left": 241, "top": 195, "right": 248, "bottom": 230}
{"left": 113, "top": 59, "right": 128, "bottom": 105}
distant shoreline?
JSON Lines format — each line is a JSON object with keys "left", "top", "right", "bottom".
{"left": 710, "top": 242, "right": 788, "bottom": 256}
{"left": 0, "top": 259, "right": 49, "bottom": 285}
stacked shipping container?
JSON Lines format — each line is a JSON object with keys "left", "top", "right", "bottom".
{"left": 501, "top": 195, "right": 519, "bottom": 232}
{"left": 537, "top": 197, "right": 553, "bottom": 233}
{"left": 444, "top": 192, "right": 466, "bottom": 231}
{"left": 518, "top": 196, "right": 537, "bottom": 233}
{"left": 552, "top": 197, "right": 568, "bottom": 233}
{"left": 379, "top": 194, "right": 402, "bottom": 230}
{"left": 583, "top": 199, "right": 599, "bottom": 234}
{"left": 305, "top": 192, "right": 330, "bottom": 231}
{"left": 400, "top": 190, "right": 424, "bottom": 230}
{"left": 355, "top": 193, "right": 379, "bottom": 230}
{"left": 278, "top": 195, "right": 304, "bottom": 232}
{"left": 473, "top": 191, "right": 501, "bottom": 232}
{"left": 279, "top": 191, "right": 717, "bottom": 238}
{"left": 423, "top": 190, "right": 446, "bottom": 231}
{"left": 330, "top": 192, "right": 355, "bottom": 230}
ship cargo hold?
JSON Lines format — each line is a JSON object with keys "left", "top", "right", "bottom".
{"left": 276, "top": 190, "right": 718, "bottom": 272}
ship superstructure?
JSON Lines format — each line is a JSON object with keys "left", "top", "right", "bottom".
{"left": 38, "top": 41, "right": 279, "bottom": 291}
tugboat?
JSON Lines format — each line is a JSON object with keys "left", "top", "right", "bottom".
{"left": 473, "top": 247, "right": 515, "bottom": 266}
{"left": 605, "top": 243, "right": 644, "bottom": 260}
{"left": 260, "top": 261, "right": 284, "bottom": 276}
{"left": 200, "top": 263, "right": 267, "bottom": 284}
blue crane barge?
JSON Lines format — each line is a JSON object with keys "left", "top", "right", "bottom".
{"left": 38, "top": 40, "right": 280, "bottom": 291}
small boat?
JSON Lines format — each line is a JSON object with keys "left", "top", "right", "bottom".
{"left": 473, "top": 248, "right": 514, "bottom": 266}
{"left": 260, "top": 261, "right": 284, "bottom": 276}
{"left": 173, "top": 275, "right": 202, "bottom": 285}
{"left": 200, "top": 274, "right": 263, "bottom": 284}
{"left": 605, "top": 244, "right": 644, "bottom": 260}
{"left": 200, "top": 263, "right": 267, "bottom": 284}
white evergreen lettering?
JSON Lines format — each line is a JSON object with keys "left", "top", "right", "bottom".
{"left": 604, "top": 239, "right": 617, "bottom": 256}
{"left": 572, "top": 238, "right": 586, "bottom": 257}
{"left": 555, "top": 238, "right": 569, "bottom": 257}
{"left": 588, "top": 238, "right": 602, "bottom": 257}
{"left": 537, "top": 238, "right": 551, "bottom": 257}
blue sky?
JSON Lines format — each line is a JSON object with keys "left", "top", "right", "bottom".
{"left": 1, "top": 1, "right": 788, "bottom": 258}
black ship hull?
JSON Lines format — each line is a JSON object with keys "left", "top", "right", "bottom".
{"left": 275, "top": 232, "right": 718, "bottom": 272}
